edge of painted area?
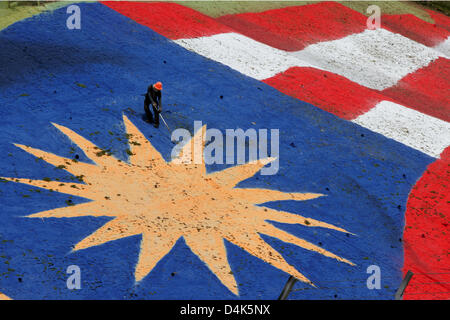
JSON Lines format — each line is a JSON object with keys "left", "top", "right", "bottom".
{"left": 403, "top": 147, "right": 450, "bottom": 300}
{"left": 0, "top": 1, "right": 88, "bottom": 32}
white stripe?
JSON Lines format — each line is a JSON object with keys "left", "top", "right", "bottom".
{"left": 434, "top": 36, "right": 450, "bottom": 57}
{"left": 352, "top": 101, "right": 450, "bottom": 158}
{"left": 293, "top": 28, "right": 443, "bottom": 90}
{"left": 174, "top": 33, "right": 317, "bottom": 80}
{"left": 175, "top": 29, "right": 443, "bottom": 90}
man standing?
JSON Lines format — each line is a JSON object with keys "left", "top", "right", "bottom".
{"left": 144, "top": 81, "right": 162, "bottom": 128}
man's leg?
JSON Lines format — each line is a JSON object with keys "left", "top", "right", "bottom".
{"left": 152, "top": 105, "right": 160, "bottom": 128}
{"left": 144, "top": 102, "right": 153, "bottom": 123}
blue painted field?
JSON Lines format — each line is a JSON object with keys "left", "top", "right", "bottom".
{"left": 0, "top": 3, "right": 433, "bottom": 299}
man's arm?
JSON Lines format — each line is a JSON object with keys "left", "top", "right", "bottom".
{"left": 148, "top": 94, "right": 156, "bottom": 107}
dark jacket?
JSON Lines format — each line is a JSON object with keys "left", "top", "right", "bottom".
{"left": 145, "top": 85, "right": 162, "bottom": 111}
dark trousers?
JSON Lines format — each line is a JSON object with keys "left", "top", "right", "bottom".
{"left": 144, "top": 98, "right": 160, "bottom": 127}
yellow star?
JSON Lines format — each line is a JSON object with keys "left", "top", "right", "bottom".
{"left": 0, "top": 291, "right": 11, "bottom": 300}
{"left": 2, "top": 115, "right": 354, "bottom": 295}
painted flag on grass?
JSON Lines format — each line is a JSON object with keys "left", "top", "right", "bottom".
{"left": 0, "top": 2, "right": 447, "bottom": 299}
{"left": 102, "top": 1, "right": 450, "bottom": 300}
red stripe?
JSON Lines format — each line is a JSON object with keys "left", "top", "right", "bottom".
{"left": 216, "top": 2, "right": 367, "bottom": 51}
{"left": 101, "top": 1, "right": 231, "bottom": 39}
{"left": 380, "top": 57, "right": 450, "bottom": 122}
{"left": 403, "top": 147, "right": 450, "bottom": 300}
{"left": 263, "top": 67, "right": 386, "bottom": 120}
{"left": 382, "top": 14, "right": 449, "bottom": 48}
{"left": 427, "top": 9, "right": 450, "bottom": 32}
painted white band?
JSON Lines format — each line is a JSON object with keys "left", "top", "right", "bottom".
{"left": 434, "top": 36, "right": 450, "bottom": 57}
{"left": 175, "top": 29, "right": 444, "bottom": 90}
{"left": 293, "top": 28, "right": 443, "bottom": 90}
{"left": 352, "top": 101, "right": 450, "bottom": 158}
{"left": 175, "top": 32, "right": 318, "bottom": 80}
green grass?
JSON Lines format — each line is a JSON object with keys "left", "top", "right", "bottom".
{"left": 0, "top": 1, "right": 446, "bottom": 34}
{"left": 0, "top": 1, "right": 86, "bottom": 31}
{"left": 340, "top": 1, "right": 435, "bottom": 23}
{"left": 179, "top": 1, "right": 435, "bottom": 23}
{"left": 176, "top": 1, "right": 318, "bottom": 17}
{"left": 417, "top": 1, "right": 450, "bottom": 16}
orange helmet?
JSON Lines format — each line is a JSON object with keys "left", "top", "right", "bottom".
{"left": 154, "top": 82, "right": 162, "bottom": 91}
